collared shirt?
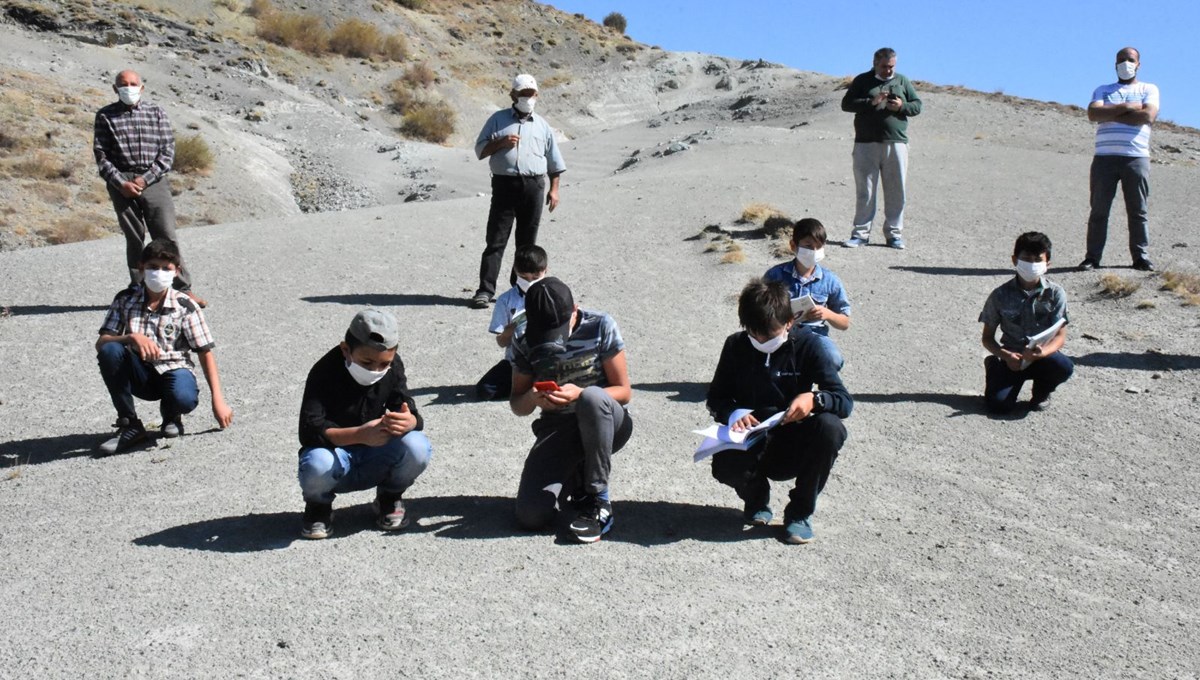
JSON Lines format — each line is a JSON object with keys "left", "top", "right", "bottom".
{"left": 298, "top": 346, "right": 423, "bottom": 451}
{"left": 99, "top": 285, "right": 214, "bottom": 374}
{"left": 511, "top": 309, "right": 623, "bottom": 416}
{"left": 1092, "top": 81, "right": 1159, "bottom": 157}
{"left": 475, "top": 107, "right": 567, "bottom": 177}
{"left": 979, "top": 277, "right": 1070, "bottom": 351}
{"left": 762, "top": 261, "right": 851, "bottom": 335}
{"left": 93, "top": 100, "right": 176, "bottom": 187}
{"left": 489, "top": 285, "right": 528, "bottom": 362}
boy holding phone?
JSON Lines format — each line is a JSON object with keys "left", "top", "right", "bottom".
{"left": 763, "top": 218, "right": 851, "bottom": 338}
{"left": 476, "top": 245, "right": 548, "bottom": 400}
{"left": 509, "top": 277, "right": 633, "bottom": 543}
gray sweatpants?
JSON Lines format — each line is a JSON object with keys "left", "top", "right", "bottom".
{"left": 106, "top": 173, "right": 192, "bottom": 290}
{"left": 850, "top": 141, "right": 908, "bottom": 241}
{"left": 514, "top": 386, "right": 633, "bottom": 530}
{"left": 1086, "top": 154, "right": 1150, "bottom": 263}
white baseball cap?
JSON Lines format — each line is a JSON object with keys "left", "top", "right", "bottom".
{"left": 512, "top": 74, "right": 538, "bottom": 92}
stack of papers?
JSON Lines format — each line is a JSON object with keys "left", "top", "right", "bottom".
{"left": 692, "top": 410, "right": 785, "bottom": 462}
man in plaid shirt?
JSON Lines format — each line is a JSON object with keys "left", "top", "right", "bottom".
{"left": 94, "top": 69, "right": 203, "bottom": 305}
{"left": 95, "top": 239, "right": 233, "bottom": 455}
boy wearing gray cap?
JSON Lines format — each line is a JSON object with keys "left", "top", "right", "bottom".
{"left": 509, "top": 277, "right": 633, "bottom": 543}
{"left": 296, "top": 309, "right": 432, "bottom": 539}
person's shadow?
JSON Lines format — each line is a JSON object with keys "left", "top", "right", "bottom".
{"left": 853, "top": 392, "right": 983, "bottom": 417}
{"left": 408, "top": 384, "right": 478, "bottom": 405}
{"left": 131, "top": 495, "right": 772, "bottom": 552}
{"left": 300, "top": 293, "right": 467, "bottom": 307}
{"left": 634, "top": 381, "right": 707, "bottom": 403}
{"left": 1074, "top": 351, "right": 1200, "bottom": 371}
{"left": 2, "top": 304, "right": 110, "bottom": 317}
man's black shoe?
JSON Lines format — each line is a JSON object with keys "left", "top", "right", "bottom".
{"left": 97, "top": 419, "right": 148, "bottom": 456}
{"left": 1132, "top": 259, "right": 1155, "bottom": 272}
{"left": 569, "top": 495, "right": 613, "bottom": 543}
{"left": 1078, "top": 259, "right": 1099, "bottom": 271}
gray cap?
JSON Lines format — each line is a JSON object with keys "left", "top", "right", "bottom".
{"left": 347, "top": 309, "right": 399, "bottom": 350}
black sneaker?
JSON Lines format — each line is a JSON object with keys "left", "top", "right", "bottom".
{"left": 373, "top": 491, "right": 410, "bottom": 531}
{"left": 1078, "top": 258, "right": 1099, "bottom": 271}
{"left": 97, "top": 418, "right": 148, "bottom": 456}
{"left": 569, "top": 495, "right": 613, "bottom": 543}
{"left": 161, "top": 418, "right": 184, "bottom": 438}
{"left": 1028, "top": 394, "right": 1053, "bottom": 412}
{"left": 1132, "top": 258, "right": 1155, "bottom": 272}
{"left": 301, "top": 502, "right": 333, "bottom": 539}
{"left": 470, "top": 292, "right": 491, "bottom": 309}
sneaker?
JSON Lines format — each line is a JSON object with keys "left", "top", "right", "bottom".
{"left": 745, "top": 506, "right": 773, "bottom": 526}
{"left": 1028, "top": 394, "right": 1052, "bottom": 412}
{"left": 842, "top": 237, "right": 868, "bottom": 248}
{"left": 887, "top": 237, "right": 906, "bottom": 250}
{"left": 97, "top": 419, "right": 148, "bottom": 456}
{"left": 373, "top": 492, "right": 410, "bottom": 531}
{"left": 783, "top": 516, "right": 815, "bottom": 544}
{"left": 1132, "top": 258, "right": 1155, "bottom": 272}
{"left": 742, "top": 475, "right": 772, "bottom": 526}
{"left": 160, "top": 418, "right": 184, "bottom": 438}
{"left": 1078, "top": 258, "right": 1099, "bottom": 271}
{"left": 301, "top": 502, "right": 333, "bottom": 540}
{"left": 569, "top": 495, "right": 613, "bottom": 543}
{"left": 470, "top": 292, "right": 491, "bottom": 309}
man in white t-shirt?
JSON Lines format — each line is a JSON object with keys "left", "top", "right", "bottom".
{"left": 1081, "top": 47, "right": 1159, "bottom": 272}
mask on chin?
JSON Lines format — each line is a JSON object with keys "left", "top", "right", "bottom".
{"left": 516, "top": 275, "right": 544, "bottom": 293}
{"left": 748, "top": 330, "right": 788, "bottom": 366}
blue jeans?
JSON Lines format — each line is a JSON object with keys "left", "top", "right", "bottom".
{"left": 298, "top": 431, "right": 432, "bottom": 504}
{"left": 984, "top": 353, "right": 1074, "bottom": 414}
{"left": 97, "top": 342, "right": 199, "bottom": 422}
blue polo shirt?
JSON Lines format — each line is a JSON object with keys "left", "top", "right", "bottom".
{"left": 475, "top": 107, "right": 567, "bottom": 177}
{"left": 762, "top": 261, "right": 851, "bottom": 336}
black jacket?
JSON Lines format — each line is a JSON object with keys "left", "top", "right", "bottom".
{"left": 298, "top": 347, "right": 423, "bottom": 450}
{"left": 706, "top": 328, "right": 853, "bottom": 424}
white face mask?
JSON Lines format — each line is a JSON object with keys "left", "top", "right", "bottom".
{"left": 117, "top": 85, "right": 142, "bottom": 106}
{"left": 143, "top": 269, "right": 175, "bottom": 293}
{"left": 1015, "top": 260, "right": 1048, "bottom": 283}
{"left": 515, "top": 96, "right": 536, "bottom": 114}
{"left": 794, "top": 246, "right": 826, "bottom": 270}
{"left": 345, "top": 359, "right": 388, "bottom": 386}
{"left": 1116, "top": 61, "right": 1137, "bottom": 81}
{"left": 516, "top": 275, "right": 544, "bottom": 293}
{"left": 748, "top": 331, "right": 788, "bottom": 364}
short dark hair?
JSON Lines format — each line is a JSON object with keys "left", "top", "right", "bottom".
{"left": 140, "top": 239, "right": 181, "bottom": 266}
{"left": 514, "top": 244, "right": 548, "bottom": 275}
{"left": 1013, "top": 231, "right": 1052, "bottom": 260}
{"left": 791, "top": 218, "right": 826, "bottom": 245}
{"left": 874, "top": 47, "right": 896, "bottom": 63}
{"left": 738, "top": 279, "right": 792, "bottom": 337}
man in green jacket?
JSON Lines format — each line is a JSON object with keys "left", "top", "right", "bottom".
{"left": 840, "top": 47, "right": 922, "bottom": 250}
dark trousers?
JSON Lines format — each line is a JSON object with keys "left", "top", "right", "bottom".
{"left": 476, "top": 174, "right": 545, "bottom": 297}
{"left": 106, "top": 173, "right": 192, "bottom": 290}
{"left": 515, "top": 387, "right": 633, "bottom": 530}
{"left": 1086, "top": 155, "right": 1150, "bottom": 263}
{"left": 475, "top": 359, "right": 513, "bottom": 400}
{"left": 97, "top": 342, "right": 199, "bottom": 423}
{"left": 711, "top": 413, "right": 847, "bottom": 521}
{"left": 984, "top": 353, "right": 1074, "bottom": 414}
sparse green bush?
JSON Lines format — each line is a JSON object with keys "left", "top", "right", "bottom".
{"left": 256, "top": 11, "right": 329, "bottom": 55}
{"left": 329, "top": 18, "right": 382, "bottom": 58}
{"left": 173, "top": 134, "right": 215, "bottom": 174}
{"left": 603, "top": 11, "right": 627, "bottom": 34}
{"left": 401, "top": 99, "right": 455, "bottom": 143}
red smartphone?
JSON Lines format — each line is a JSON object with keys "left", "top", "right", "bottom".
{"left": 533, "top": 380, "right": 560, "bottom": 393}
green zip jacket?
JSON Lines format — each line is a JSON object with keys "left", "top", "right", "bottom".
{"left": 840, "top": 71, "right": 922, "bottom": 143}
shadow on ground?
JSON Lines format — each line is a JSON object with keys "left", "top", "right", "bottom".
{"left": 2, "top": 304, "right": 109, "bottom": 316}
{"left": 888, "top": 266, "right": 1013, "bottom": 277}
{"left": 0, "top": 427, "right": 227, "bottom": 467}
{"left": 854, "top": 392, "right": 982, "bottom": 417}
{"left": 301, "top": 293, "right": 466, "bottom": 307}
{"left": 634, "top": 381, "right": 707, "bottom": 403}
{"left": 1075, "top": 351, "right": 1200, "bottom": 371}
{"left": 132, "top": 496, "right": 770, "bottom": 552}
{"left": 408, "top": 383, "right": 478, "bottom": 405}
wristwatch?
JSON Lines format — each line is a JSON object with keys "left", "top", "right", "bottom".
{"left": 812, "top": 391, "right": 830, "bottom": 413}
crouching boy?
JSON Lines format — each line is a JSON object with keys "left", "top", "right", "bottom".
{"left": 95, "top": 238, "right": 233, "bottom": 455}
{"left": 476, "top": 245, "right": 548, "bottom": 400}
{"left": 297, "top": 309, "right": 432, "bottom": 539}
{"left": 706, "top": 279, "right": 852, "bottom": 544}
{"left": 509, "top": 277, "right": 632, "bottom": 543}
{"left": 979, "top": 231, "right": 1073, "bottom": 414}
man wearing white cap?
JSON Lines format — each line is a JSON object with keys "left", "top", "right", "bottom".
{"left": 471, "top": 74, "right": 567, "bottom": 309}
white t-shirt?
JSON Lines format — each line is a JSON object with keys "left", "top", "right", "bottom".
{"left": 1092, "top": 81, "right": 1159, "bottom": 157}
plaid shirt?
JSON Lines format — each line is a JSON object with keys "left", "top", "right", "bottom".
{"left": 93, "top": 100, "right": 175, "bottom": 187}
{"left": 99, "top": 285, "right": 215, "bottom": 374}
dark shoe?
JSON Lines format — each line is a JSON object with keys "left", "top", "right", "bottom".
{"left": 161, "top": 418, "right": 184, "bottom": 438}
{"left": 783, "top": 516, "right": 815, "bottom": 544}
{"left": 1028, "top": 394, "right": 1052, "bottom": 412}
{"left": 301, "top": 502, "right": 333, "bottom": 539}
{"left": 1132, "top": 259, "right": 1155, "bottom": 272}
{"left": 470, "top": 292, "right": 491, "bottom": 309}
{"left": 742, "top": 475, "right": 772, "bottom": 526}
{"left": 887, "top": 237, "right": 906, "bottom": 250}
{"left": 374, "top": 492, "right": 410, "bottom": 531}
{"left": 1078, "top": 258, "right": 1099, "bottom": 271}
{"left": 97, "top": 418, "right": 148, "bottom": 456}
{"left": 569, "top": 494, "right": 613, "bottom": 543}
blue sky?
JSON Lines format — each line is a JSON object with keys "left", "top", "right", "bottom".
{"left": 549, "top": 1, "right": 1197, "bottom": 129}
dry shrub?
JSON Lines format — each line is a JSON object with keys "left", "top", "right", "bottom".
{"left": 245, "top": 0, "right": 271, "bottom": 17}
{"left": 1098, "top": 273, "right": 1140, "bottom": 298}
{"left": 329, "top": 18, "right": 382, "bottom": 58}
{"left": 401, "top": 99, "right": 456, "bottom": 143}
{"left": 740, "top": 202, "right": 783, "bottom": 224}
{"left": 1135, "top": 300, "right": 1156, "bottom": 309}
{"left": 720, "top": 242, "right": 745, "bottom": 264}
{"left": 39, "top": 214, "right": 108, "bottom": 245}
{"left": 1160, "top": 270, "right": 1200, "bottom": 306}
{"left": 26, "top": 180, "right": 70, "bottom": 203}
{"left": 388, "top": 64, "right": 437, "bottom": 112}
{"left": 602, "top": 11, "right": 627, "bottom": 33}
{"left": 214, "top": 0, "right": 240, "bottom": 11}
{"left": 0, "top": 130, "right": 31, "bottom": 154}
{"left": 835, "top": 75, "right": 854, "bottom": 90}
{"left": 79, "top": 185, "right": 109, "bottom": 204}
{"left": 401, "top": 62, "right": 436, "bottom": 88}
{"left": 381, "top": 33, "right": 408, "bottom": 61}
{"left": 256, "top": 11, "right": 329, "bottom": 55}
{"left": 394, "top": 0, "right": 426, "bottom": 9}
{"left": 174, "top": 134, "right": 214, "bottom": 174}
{"left": 12, "top": 150, "right": 72, "bottom": 179}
